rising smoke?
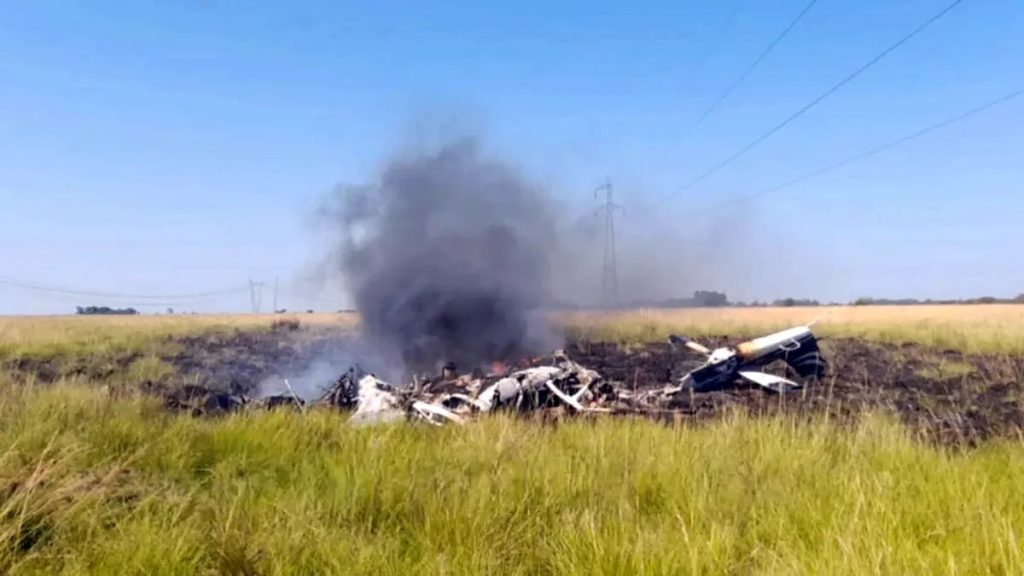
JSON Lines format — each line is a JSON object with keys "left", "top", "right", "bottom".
{"left": 322, "top": 138, "right": 560, "bottom": 374}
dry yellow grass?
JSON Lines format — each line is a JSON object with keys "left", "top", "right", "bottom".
{"left": 0, "top": 313, "right": 358, "bottom": 359}
{"left": 563, "top": 304, "right": 1024, "bottom": 354}
{"left": 3, "top": 305, "right": 1024, "bottom": 357}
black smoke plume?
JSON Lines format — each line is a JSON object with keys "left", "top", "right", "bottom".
{"left": 324, "top": 138, "right": 559, "bottom": 374}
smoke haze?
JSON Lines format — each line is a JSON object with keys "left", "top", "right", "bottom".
{"left": 322, "top": 138, "right": 559, "bottom": 374}
{"left": 314, "top": 133, "right": 784, "bottom": 380}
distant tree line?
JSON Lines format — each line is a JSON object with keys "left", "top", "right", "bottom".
{"left": 550, "top": 290, "right": 1024, "bottom": 310}
{"left": 74, "top": 292, "right": 1024, "bottom": 316}
{"left": 852, "top": 295, "right": 1024, "bottom": 306}
{"left": 75, "top": 306, "right": 139, "bottom": 315}
{"left": 623, "top": 292, "right": 828, "bottom": 309}
{"left": 768, "top": 298, "right": 822, "bottom": 307}
{"left": 643, "top": 290, "right": 731, "bottom": 308}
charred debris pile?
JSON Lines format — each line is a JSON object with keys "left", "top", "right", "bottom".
{"left": 160, "top": 324, "right": 829, "bottom": 426}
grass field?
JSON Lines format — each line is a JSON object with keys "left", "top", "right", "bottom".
{"left": 1, "top": 306, "right": 1024, "bottom": 574}
{"left": 564, "top": 304, "right": 1024, "bottom": 354}
{"left": 5, "top": 303, "right": 1024, "bottom": 356}
{"left": 0, "top": 313, "right": 358, "bottom": 361}
{"left": 2, "top": 385, "right": 1024, "bottom": 575}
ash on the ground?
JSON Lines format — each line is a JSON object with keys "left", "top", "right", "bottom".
{"left": 157, "top": 329, "right": 1024, "bottom": 445}
{"left": 9, "top": 324, "right": 1024, "bottom": 446}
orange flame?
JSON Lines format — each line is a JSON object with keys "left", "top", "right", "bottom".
{"left": 490, "top": 361, "right": 507, "bottom": 375}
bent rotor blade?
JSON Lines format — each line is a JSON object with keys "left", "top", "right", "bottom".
{"left": 738, "top": 371, "right": 802, "bottom": 393}
{"left": 544, "top": 381, "right": 612, "bottom": 413}
{"left": 571, "top": 386, "right": 589, "bottom": 402}
{"left": 668, "top": 334, "right": 711, "bottom": 355}
{"left": 412, "top": 401, "right": 466, "bottom": 425}
{"left": 544, "top": 380, "right": 586, "bottom": 411}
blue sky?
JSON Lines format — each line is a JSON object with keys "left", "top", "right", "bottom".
{"left": 1, "top": 0, "right": 1022, "bottom": 314}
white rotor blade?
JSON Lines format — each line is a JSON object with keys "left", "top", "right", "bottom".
{"left": 544, "top": 381, "right": 612, "bottom": 413}
{"left": 738, "top": 371, "right": 802, "bottom": 393}
{"left": 670, "top": 335, "right": 711, "bottom": 355}
{"left": 544, "top": 381, "right": 587, "bottom": 411}
{"left": 412, "top": 401, "right": 466, "bottom": 425}
{"left": 686, "top": 341, "right": 712, "bottom": 355}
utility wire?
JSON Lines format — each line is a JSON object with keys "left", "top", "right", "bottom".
{"left": 0, "top": 276, "right": 250, "bottom": 300}
{"left": 677, "top": 87, "right": 1024, "bottom": 218}
{"left": 662, "top": 0, "right": 965, "bottom": 204}
{"left": 680, "top": 0, "right": 748, "bottom": 98}
{"left": 691, "top": 0, "right": 821, "bottom": 130}
{"left": 697, "top": 0, "right": 747, "bottom": 63}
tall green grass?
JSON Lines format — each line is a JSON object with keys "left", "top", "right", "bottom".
{"left": 1, "top": 383, "right": 1022, "bottom": 575}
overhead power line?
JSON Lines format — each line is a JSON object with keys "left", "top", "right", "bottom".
{"left": 679, "top": 0, "right": 748, "bottom": 108}
{"left": 691, "top": 0, "right": 820, "bottom": 130}
{"left": 677, "top": 87, "right": 1024, "bottom": 217}
{"left": 0, "top": 276, "right": 250, "bottom": 301}
{"left": 662, "top": 0, "right": 965, "bottom": 205}
{"left": 697, "top": 0, "right": 747, "bottom": 64}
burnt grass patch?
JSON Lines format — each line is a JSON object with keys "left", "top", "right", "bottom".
{"left": 6, "top": 352, "right": 144, "bottom": 385}
{"left": 569, "top": 337, "right": 1024, "bottom": 446}
{"left": 162, "top": 328, "right": 352, "bottom": 394}
{"left": 1, "top": 324, "right": 353, "bottom": 392}
{"left": 158, "top": 331, "right": 1024, "bottom": 445}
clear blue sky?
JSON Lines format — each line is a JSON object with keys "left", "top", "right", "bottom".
{"left": 1, "top": 0, "right": 1022, "bottom": 314}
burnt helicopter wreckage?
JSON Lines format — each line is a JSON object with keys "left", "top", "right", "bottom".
{"left": 342, "top": 350, "right": 608, "bottom": 426}
{"left": 666, "top": 323, "right": 828, "bottom": 395}
{"left": 332, "top": 323, "right": 829, "bottom": 426}
{"left": 162, "top": 324, "right": 828, "bottom": 423}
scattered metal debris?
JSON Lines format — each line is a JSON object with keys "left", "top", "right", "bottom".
{"left": 324, "top": 360, "right": 606, "bottom": 426}
{"left": 157, "top": 324, "right": 829, "bottom": 426}
{"left": 317, "top": 323, "right": 828, "bottom": 426}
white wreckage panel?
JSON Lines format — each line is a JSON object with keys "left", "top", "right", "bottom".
{"left": 349, "top": 375, "right": 406, "bottom": 425}
{"left": 475, "top": 366, "right": 561, "bottom": 412}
